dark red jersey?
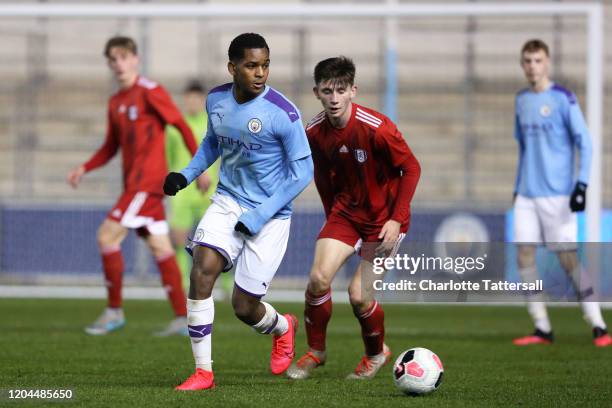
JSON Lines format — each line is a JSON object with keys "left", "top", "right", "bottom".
{"left": 83, "top": 76, "right": 198, "bottom": 194}
{"left": 306, "top": 103, "right": 420, "bottom": 228}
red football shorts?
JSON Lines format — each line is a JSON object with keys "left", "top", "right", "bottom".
{"left": 107, "top": 191, "right": 169, "bottom": 236}
{"left": 318, "top": 211, "right": 407, "bottom": 261}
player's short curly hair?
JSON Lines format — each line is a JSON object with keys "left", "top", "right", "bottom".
{"left": 313, "top": 56, "right": 356, "bottom": 87}
{"left": 228, "top": 33, "right": 269, "bottom": 62}
{"left": 521, "top": 39, "right": 549, "bottom": 57}
{"left": 104, "top": 36, "right": 138, "bottom": 58}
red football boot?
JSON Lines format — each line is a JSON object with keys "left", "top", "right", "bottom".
{"left": 593, "top": 327, "right": 612, "bottom": 347}
{"left": 175, "top": 368, "right": 215, "bottom": 391}
{"left": 270, "top": 314, "right": 298, "bottom": 375}
{"left": 513, "top": 329, "right": 554, "bottom": 346}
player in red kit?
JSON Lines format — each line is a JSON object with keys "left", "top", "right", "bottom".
{"left": 67, "top": 36, "right": 206, "bottom": 336}
{"left": 287, "top": 56, "right": 420, "bottom": 380}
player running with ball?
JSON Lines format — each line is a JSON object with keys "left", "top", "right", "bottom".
{"left": 287, "top": 56, "right": 421, "bottom": 380}
{"left": 512, "top": 39, "right": 611, "bottom": 347}
{"left": 163, "top": 33, "right": 314, "bottom": 391}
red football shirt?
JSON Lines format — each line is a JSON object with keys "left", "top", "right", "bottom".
{"left": 306, "top": 103, "right": 420, "bottom": 228}
{"left": 83, "top": 76, "right": 198, "bottom": 194}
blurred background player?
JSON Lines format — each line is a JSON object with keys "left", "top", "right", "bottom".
{"left": 67, "top": 36, "right": 199, "bottom": 336}
{"left": 163, "top": 33, "right": 314, "bottom": 391}
{"left": 512, "top": 39, "right": 611, "bottom": 347}
{"left": 286, "top": 57, "right": 421, "bottom": 380}
{"left": 165, "top": 80, "right": 223, "bottom": 291}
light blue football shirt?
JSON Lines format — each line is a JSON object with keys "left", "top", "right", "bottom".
{"left": 181, "top": 83, "right": 311, "bottom": 218}
{"left": 514, "top": 83, "right": 592, "bottom": 198}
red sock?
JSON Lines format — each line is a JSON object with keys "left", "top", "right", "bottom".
{"left": 305, "top": 289, "right": 332, "bottom": 351}
{"left": 157, "top": 255, "right": 187, "bottom": 316}
{"left": 102, "top": 248, "right": 124, "bottom": 308}
{"left": 356, "top": 300, "right": 385, "bottom": 356}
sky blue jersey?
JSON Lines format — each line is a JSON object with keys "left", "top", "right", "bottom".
{"left": 181, "top": 83, "right": 312, "bottom": 219}
{"left": 514, "top": 83, "right": 592, "bottom": 198}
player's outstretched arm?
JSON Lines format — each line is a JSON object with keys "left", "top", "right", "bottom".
{"left": 234, "top": 156, "right": 314, "bottom": 236}
{"left": 513, "top": 111, "right": 525, "bottom": 202}
{"left": 179, "top": 127, "right": 220, "bottom": 187}
{"left": 567, "top": 98, "right": 591, "bottom": 212}
{"left": 148, "top": 85, "right": 198, "bottom": 155}
{"left": 69, "top": 111, "right": 119, "bottom": 188}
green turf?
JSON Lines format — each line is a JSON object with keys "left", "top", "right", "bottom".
{"left": 1, "top": 299, "right": 610, "bottom": 407}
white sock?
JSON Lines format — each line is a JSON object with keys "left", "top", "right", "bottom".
{"left": 251, "top": 301, "right": 288, "bottom": 336}
{"left": 527, "top": 301, "right": 552, "bottom": 333}
{"left": 581, "top": 302, "right": 606, "bottom": 329}
{"left": 519, "top": 266, "right": 552, "bottom": 333}
{"left": 187, "top": 297, "right": 214, "bottom": 371}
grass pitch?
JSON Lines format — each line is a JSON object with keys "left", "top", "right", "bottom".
{"left": 1, "top": 298, "right": 611, "bottom": 407}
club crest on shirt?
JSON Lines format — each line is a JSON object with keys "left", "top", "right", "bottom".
{"left": 128, "top": 105, "right": 138, "bottom": 121}
{"left": 539, "top": 105, "right": 551, "bottom": 117}
{"left": 248, "top": 118, "right": 262, "bottom": 134}
{"left": 354, "top": 149, "right": 367, "bottom": 163}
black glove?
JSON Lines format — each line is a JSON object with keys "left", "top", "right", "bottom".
{"left": 234, "top": 221, "right": 253, "bottom": 237}
{"left": 569, "top": 182, "right": 587, "bottom": 212}
{"left": 163, "top": 172, "right": 188, "bottom": 196}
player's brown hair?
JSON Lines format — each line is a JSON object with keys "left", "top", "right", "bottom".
{"left": 521, "top": 39, "right": 549, "bottom": 57}
{"left": 314, "top": 56, "right": 355, "bottom": 87}
{"left": 104, "top": 36, "right": 138, "bottom": 58}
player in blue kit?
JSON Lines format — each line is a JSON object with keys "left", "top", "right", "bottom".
{"left": 163, "top": 33, "right": 314, "bottom": 390}
{"left": 512, "top": 39, "right": 611, "bottom": 347}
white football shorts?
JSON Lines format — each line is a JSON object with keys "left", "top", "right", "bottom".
{"left": 188, "top": 193, "right": 291, "bottom": 297}
{"left": 513, "top": 194, "right": 577, "bottom": 251}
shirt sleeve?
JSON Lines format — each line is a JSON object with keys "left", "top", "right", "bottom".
{"left": 180, "top": 113, "right": 220, "bottom": 184}
{"left": 565, "top": 94, "right": 592, "bottom": 184}
{"left": 514, "top": 99, "right": 525, "bottom": 193}
{"left": 83, "top": 106, "right": 119, "bottom": 172}
{"left": 275, "top": 111, "right": 312, "bottom": 161}
{"left": 377, "top": 122, "right": 421, "bottom": 224}
{"left": 146, "top": 86, "right": 198, "bottom": 155}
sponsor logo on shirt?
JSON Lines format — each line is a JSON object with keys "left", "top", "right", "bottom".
{"left": 539, "top": 105, "right": 551, "bottom": 117}
{"left": 354, "top": 149, "right": 368, "bottom": 163}
{"left": 339, "top": 145, "right": 349, "bottom": 153}
{"left": 118, "top": 104, "right": 126, "bottom": 113}
{"left": 217, "top": 135, "right": 263, "bottom": 151}
{"left": 248, "top": 118, "right": 262, "bottom": 134}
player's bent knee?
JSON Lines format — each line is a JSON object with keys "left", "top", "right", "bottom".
{"left": 309, "top": 267, "right": 334, "bottom": 294}
{"left": 231, "top": 293, "right": 258, "bottom": 322}
{"left": 97, "top": 225, "right": 121, "bottom": 249}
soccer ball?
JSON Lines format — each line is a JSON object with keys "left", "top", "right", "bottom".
{"left": 392, "top": 347, "right": 444, "bottom": 395}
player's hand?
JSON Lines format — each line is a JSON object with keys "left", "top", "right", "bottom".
{"left": 67, "top": 165, "right": 86, "bottom": 189}
{"left": 569, "top": 182, "right": 587, "bottom": 212}
{"left": 376, "top": 219, "right": 401, "bottom": 257}
{"left": 234, "top": 221, "right": 253, "bottom": 237}
{"left": 235, "top": 210, "right": 267, "bottom": 237}
{"left": 196, "top": 172, "right": 212, "bottom": 193}
{"left": 163, "top": 172, "right": 188, "bottom": 196}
